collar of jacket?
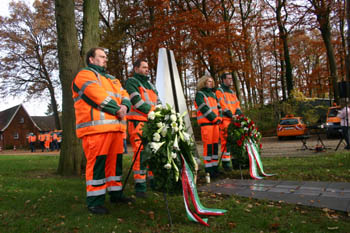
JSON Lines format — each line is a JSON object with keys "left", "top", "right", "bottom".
{"left": 220, "top": 83, "right": 231, "bottom": 92}
{"left": 133, "top": 73, "right": 150, "bottom": 83}
{"left": 88, "top": 64, "right": 108, "bottom": 77}
{"left": 200, "top": 87, "right": 216, "bottom": 96}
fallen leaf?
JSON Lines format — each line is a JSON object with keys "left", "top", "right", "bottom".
{"left": 228, "top": 222, "right": 236, "bottom": 228}
{"left": 269, "top": 223, "right": 280, "bottom": 230}
{"left": 327, "top": 226, "right": 339, "bottom": 230}
{"left": 117, "top": 218, "right": 124, "bottom": 223}
{"left": 148, "top": 211, "right": 155, "bottom": 220}
{"left": 247, "top": 204, "right": 253, "bottom": 208}
{"left": 244, "top": 208, "right": 251, "bottom": 212}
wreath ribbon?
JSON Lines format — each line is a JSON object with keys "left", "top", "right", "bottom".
{"left": 245, "top": 138, "right": 275, "bottom": 179}
{"left": 181, "top": 155, "right": 227, "bottom": 226}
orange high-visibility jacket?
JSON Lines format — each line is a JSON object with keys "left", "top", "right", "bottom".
{"left": 215, "top": 84, "right": 240, "bottom": 120}
{"left": 72, "top": 67, "right": 131, "bottom": 138}
{"left": 195, "top": 89, "right": 221, "bottom": 125}
{"left": 28, "top": 135, "right": 37, "bottom": 143}
{"left": 38, "top": 134, "right": 45, "bottom": 142}
{"left": 126, "top": 76, "right": 159, "bottom": 122}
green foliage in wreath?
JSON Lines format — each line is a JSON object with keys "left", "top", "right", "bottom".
{"left": 226, "top": 115, "right": 262, "bottom": 169}
{"left": 140, "top": 104, "right": 197, "bottom": 194}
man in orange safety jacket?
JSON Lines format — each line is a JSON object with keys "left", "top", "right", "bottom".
{"left": 72, "top": 47, "right": 132, "bottom": 215}
{"left": 38, "top": 132, "right": 46, "bottom": 152}
{"left": 195, "top": 75, "right": 222, "bottom": 178}
{"left": 28, "top": 133, "right": 37, "bottom": 152}
{"left": 216, "top": 72, "right": 242, "bottom": 171}
{"left": 125, "top": 58, "right": 161, "bottom": 198}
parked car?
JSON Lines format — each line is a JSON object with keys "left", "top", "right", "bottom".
{"left": 325, "top": 105, "right": 341, "bottom": 138}
{"left": 277, "top": 115, "right": 308, "bottom": 140}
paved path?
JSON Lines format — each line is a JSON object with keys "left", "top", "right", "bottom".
{"left": 198, "top": 179, "right": 350, "bottom": 212}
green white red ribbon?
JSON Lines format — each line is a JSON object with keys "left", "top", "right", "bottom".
{"left": 245, "top": 138, "right": 274, "bottom": 179}
{"left": 181, "top": 156, "right": 227, "bottom": 226}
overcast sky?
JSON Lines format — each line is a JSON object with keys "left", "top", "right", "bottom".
{"left": 0, "top": 0, "right": 50, "bottom": 116}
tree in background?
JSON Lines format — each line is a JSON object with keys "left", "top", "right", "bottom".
{"left": 0, "top": 0, "right": 61, "bottom": 129}
{"left": 308, "top": 0, "right": 340, "bottom": 103}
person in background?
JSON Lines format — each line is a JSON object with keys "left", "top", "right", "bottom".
{"left": 38, "top": 132, "right": 46, "bottom": 152}
{"left": 125, "top": 58, "right": 161, "bottom": 198}
{"left": 52, "top": 130, "right": 58, "bottom": 151}
{"left": 195, "top": 75, "right": 222, "bottom": 178}
{"left": 72, "top": 47, "right": 132, "bottom": 215}
{"left": 28, "top": 133, "right": 36, "bottom": 152}
{"left": 44, "top": 132, "right": 51, "bottom": 152}
{"left": 337, "top": 103, "right": 350, "bottom": 150}
{"left": 215, "top": 72, "right": 242, "bottom": 171}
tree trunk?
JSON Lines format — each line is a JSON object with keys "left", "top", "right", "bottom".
{"left": 47, "top": 84, "right": 61, "bottom": 130}
{"left": 81, "top": 0, "right": 100, "bottom": 64}
{"left": 276, "top": 0, "right": 293, "bottom": 98}
{"left": 55, "top": 0, "right": 84, "bottom": 176}
{"left": 313, "top": 0, "right": 339, "bottom": 102}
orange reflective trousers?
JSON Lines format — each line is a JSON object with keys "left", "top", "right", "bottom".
{"left": 201, "top": 124, "right": 219, "bottom": 174}
{"left": 219, "top": 118, "right": 232, "bottom": 167}
{"left": 82, "top": 132, "right": 124, "bottom": 207}
{"left": 128, "top": 121, "right": 153, "bottom": 192}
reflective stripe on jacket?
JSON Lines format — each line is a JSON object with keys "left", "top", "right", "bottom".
{"left": 126, "top": 77, "right": 159, "bottom": 121}
{"left": 195, "top": 91, "right": 221, "bottom": 125}
{"left": 72, "top": 68, "right": 130, "bottom": 138}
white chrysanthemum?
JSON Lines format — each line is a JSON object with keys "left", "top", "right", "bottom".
{"left": 153, "top": 132, "right": 161, "bottom": 142}
{"left": 170, "top": 114, "right": 177, "bottom": 122}
{"left": 171, "top": 152, "right": 177, "bottom": 159}
{"left": 148, "top": 111, "right": 155, "bottom": 120}
{"left": 155, "top": 104, "right": 163, "bottom": 110}
{"left": 164, "top": 163, "right": 171, "bottom": 169}
{"left": 156, "top": 122, "right": 163, "bottom": 128}
{"left": 164, "top": 115, "right": 169, "bottom": 121}
{"left": 173, "top": 127, "right": 179, "bottom": 132}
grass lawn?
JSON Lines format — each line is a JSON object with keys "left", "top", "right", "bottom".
{"left": 0, "top": 152, "right": 349, "bottom": 233}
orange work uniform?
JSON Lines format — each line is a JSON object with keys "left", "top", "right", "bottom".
{"left": 216, "top": 84, "right": 241, "bottom": 169}
{"left": 195, "top": 87, "right": 222, "bottom": 176}
{"left": 28, "top": 134, "right": 37, "bottom": 152}
{"left": 72, "top": 64, "right": 131, "bottom": 207}
{"left": 38, "top": 133, "right": 46, "bottom": 152}
{"left": 125, "top": 73, "right": 161, "bottom": 193}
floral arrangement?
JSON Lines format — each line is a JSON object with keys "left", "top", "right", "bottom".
{"left": 140, "top": 103, "right": 197, "bottom": 194}
{"left": 226, "top": 114, "right": 262, "bottom": 168}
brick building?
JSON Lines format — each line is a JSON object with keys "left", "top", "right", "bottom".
{"left": 0, "top": 104, "right": 56, "bottom": 150}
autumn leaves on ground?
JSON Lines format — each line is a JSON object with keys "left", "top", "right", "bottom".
{"left": 0, "top": 152, "right": 349, "bottom": 233}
